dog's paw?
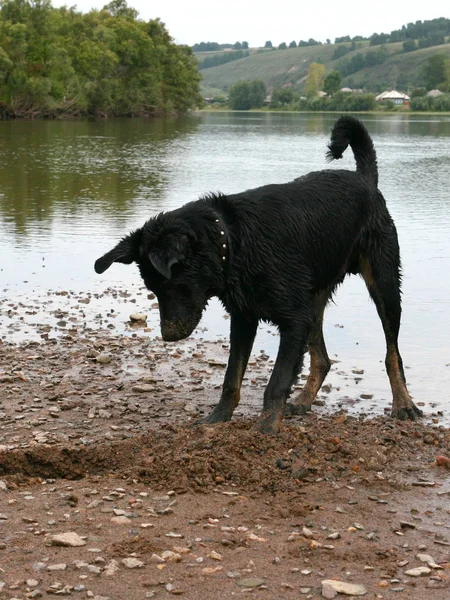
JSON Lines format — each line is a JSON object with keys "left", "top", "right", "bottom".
{"left": 194, "top": 410, "right": 231, "bottom": 426}
{"left": 391, "top": 403, "right": 424, "bottom": 421}
{"left": 285, "top": 401, "right": 312, "bottom": 417}
{"left": 252, "top": 412, "right": 283, "bottom": 435}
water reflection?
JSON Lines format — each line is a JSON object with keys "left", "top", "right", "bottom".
{"left": 0, "top": 116, "right": 202, "bottom": 238}
{"left": 0, "top": 112, "right": 449, "bottom": 419}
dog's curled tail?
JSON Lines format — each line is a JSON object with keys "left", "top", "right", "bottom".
{"left": 326, "top": 116, "right": 378, "bottom": 186}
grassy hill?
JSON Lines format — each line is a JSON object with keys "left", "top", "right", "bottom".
{"left": 197, "top": 41, "right": 450, "bottom": 97}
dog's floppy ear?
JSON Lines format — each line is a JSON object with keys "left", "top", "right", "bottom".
{"left": 149, "top": 233, "right": 190, "bottom": 279}
{"left": 94, "top": 230, "right": 141, "bottom": 274}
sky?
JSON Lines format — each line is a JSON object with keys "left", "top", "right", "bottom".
{"left": 51, "top": 0, "right": 449, "bottom": 47}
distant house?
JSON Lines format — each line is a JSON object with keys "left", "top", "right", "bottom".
{"left": 375, "top": 90, "right": 410, "bottom": 106}
{"left": 340, "top": 87, "right": 363, "bottom": 94}
{"left": 427, "top": 89, "right": 444, "bottom": 98}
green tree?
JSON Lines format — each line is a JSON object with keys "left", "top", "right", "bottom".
{"left": 270, "top": 87, "right": 294, "bottom": 107}
{"left": 289, "top": 40, "right": 297, "bottom": 48}
{"left": 403, "top": 39, "right": 416, "bottom": 52}
{"left": 248, "top": 79, "right": 266, "bottom": 107}
{"left": 305, "top": 62, "right": 325, "bottom": 98}
{"left": 264, "top": 40, "right": 272, "bottom": 48}
{"left": 278, "top": 42, "right": 287, "bottom": 49}
{"left": 423, "top": 54, "right": 450, "bottom": 90}
{"left": 323, "top": 70, "right": 342, "bottom": 95}
{"left": 102, "top": 0, "right": 138, "bottom": 19}
{"left": 228, "top": 79, "right": 267, "bottom": 110}
{"left": 0, "top": 0, "right": 202, "bottom": 117}
{"left": 228, "top": 80, "right": 250, "bottom": 109}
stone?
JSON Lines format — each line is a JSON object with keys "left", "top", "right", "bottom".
{"left": 122, "top": 557, "right": 145, "bottom": 569}
{"left": 321, "top": 580, "right": 367, "bottom": 596}
{"left": 405, "top": 566, "right": 432, "bottom": 577}
{"left": 103, "top": 559, "right": 119, "bottom": 576}
{"left": 46, "top": 532, "right": 86, "bottom": 547}
{"left": 237, "top": 578, "right": 266, "bottom": 588}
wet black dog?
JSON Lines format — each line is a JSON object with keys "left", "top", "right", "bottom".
{"left": 95, "top": 116, "right": 422, "bottom": 433}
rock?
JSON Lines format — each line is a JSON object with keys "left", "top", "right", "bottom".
{"left": 129, "top": 313, "right": 147, "bottom": 322}
{"left": 416, "top": 553, "right": 437, "bottom": 565}
{"left": 321, "top": 580, "right": 367, "bottom": 596}
{"left": 111, "top": 516, "right": 132, "bottom": 525}
{"left": 322, "top": 582, "right": 338, "bottom": 599}
{"left": 405, "top": 566, "right": 432, "bottom": 577}
{"left": 46, "top": 532, "right": 86, "bottom": 547}
{"left": 161, "top": 551, "right": 182, "bottom": 562}
{"left": 103, "top": 559, "right": 119, "bottom": 576}
{"left": 122, "top": 557, "right": 145, "bottom": 569}
{"left": 237, "top": 578, "right": 266, "bottom": 588}
{"left": 47, "top": 563, "right": 67, "bottom": 571}
{"left": 96, "top": 354, "right": 112, "bottom": 364}
{"left": 435, "top": 455, "right": 450, "bottom": 468}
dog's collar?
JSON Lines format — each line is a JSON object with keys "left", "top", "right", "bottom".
{"left": 212, "top": 213, "right": 229, "bottom": 270}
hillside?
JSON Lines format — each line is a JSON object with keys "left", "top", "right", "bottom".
{"left": 198, "top": 41, "right": 450, "bottom": 97}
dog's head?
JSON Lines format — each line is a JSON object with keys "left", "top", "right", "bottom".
{"left": 94, "top": 213, "right": 222, "bottom": 342}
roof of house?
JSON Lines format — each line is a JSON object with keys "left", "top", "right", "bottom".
{"left": 427, "top": 89, "right": 444, "bottom": 97}
{"left": 375, "top": 90, "right": 411, "bottom": 101}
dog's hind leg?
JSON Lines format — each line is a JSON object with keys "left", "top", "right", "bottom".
{"left": 254, "top": 318, "right": 312, "bottom": 434}
{"left": 360, "top": 251, "right": 423, "bottom": 421}
{"left": 286, "top": 290, "right": 332, "bottom": 416}
{"left": 196, "top": 313, "right": 258, "bottom": 425}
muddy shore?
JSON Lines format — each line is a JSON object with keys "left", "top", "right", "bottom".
{"left": 1, "top": 304, "right": 450, "bottom": 599}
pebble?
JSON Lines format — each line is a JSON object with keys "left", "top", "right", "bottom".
{"left": 404, "top": 566, "right": 432, "bottom": 577}
{"left": 47, "top": 563, "right": 67, "bottom": 571}
{"left": 321, "top": 580, "right": 367, "bottom": 596}
{"left": 237, "top": 578, "right": 266, "bottom": 588}
{"left": 46, "top": 532, "right": 86, "bottom": 547}
{"left": 122, "top": 557, "right": 145, "bottom": 569}
{"left": 416, "top": 553, "right": 441, "bottom": 568}
{"left": 96, "top": 354, "right": 112, "bottom": 364}
{"left": 110, "top": 516, "right": 132, "bottom": 525}
{"left": 129, "top": 313, "right": 147, "bottom": 322}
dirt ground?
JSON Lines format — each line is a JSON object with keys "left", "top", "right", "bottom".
{"left": 1, "top": 308, "right": 450, "bottom": 599}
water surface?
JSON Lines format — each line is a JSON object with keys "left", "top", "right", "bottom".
{"left": 1, "top": 112, "right": 449, "bottom": 419}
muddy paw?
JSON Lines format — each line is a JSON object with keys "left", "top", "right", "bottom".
{"left": 252, "top": 412, "right": 283, "bottom": 435}
{"left": 285, "top": 401, "right": 312, "bottom": 417}
{"left": 392, "top": 404, "right": 424, "bottom": 421}
{"left": 194, "top": 410, "right": 231, "bottom": 426}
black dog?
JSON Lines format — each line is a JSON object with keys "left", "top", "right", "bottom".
{"left": 95, "top": 116, "right": 422, "bottom": 434}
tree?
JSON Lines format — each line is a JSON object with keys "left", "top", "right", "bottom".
{"left": 403, "top": 40, "right": 416, "bottom": 52}
{"left": 424, "top": 54, "right": 449, "bottom": 90}
{"left": 103, "top": 0, "right": 138, "bottom": 19}
{"left": 228, "top": 80, "right": 250, "bottom": 109}
{"left": 228, "top": 79, "right": 267, "bottom": 110}
{"left": 264, "top": 40, "right": 272, "bottom": 48}
{"left": 0, "top": 1, "right": 202, "bottom": 116}
{"left": 289, "top": 40, "right": 297, "bottom": 48}
{"left": 233, "top": 41, "right": 242, "bottom": 49}
{"left": 323, "top": 70, "right": 342, "bottom": 95}
{"left": 270, "top": 87, "right": 294, "bottom": 107}
{"left": 305, "top": 62, "right": 325, "bottom": 98}
{"left": 248, "top": 79, "right": 266, "bottom": 107}
{"left": 242, "top": 41, "right": 249, "bottom": 49}
{"left": 278, "top": 42, "right": 287, "bottom": 50}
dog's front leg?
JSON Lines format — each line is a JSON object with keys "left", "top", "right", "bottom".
{"left": 196, "top": 313, "right": 258, "bottom": 425}
{"left": 254, "top": 324, "right": 309, "bottom": 434}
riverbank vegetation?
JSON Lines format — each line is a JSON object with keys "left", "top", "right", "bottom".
{"left": 0, "top": 0, "right": 202, "bottom": 118}
{"left": 212, "top": 52, "right": 450, "bottom": 113}
{"left": 198, "top": 18, "right": 450, "bottom": 107}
